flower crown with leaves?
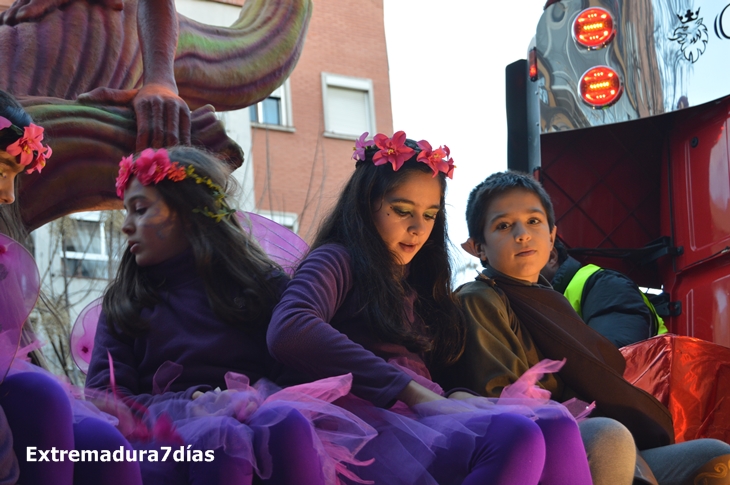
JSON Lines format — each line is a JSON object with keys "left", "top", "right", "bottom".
{"left": 352, "top": 130, "right": 455, "bottom": 179}
{"left": 115, "top": 148, "right": 236, "bottom": 222}
{"left": 0, "top": 116, "right": 52, "bottom": 175}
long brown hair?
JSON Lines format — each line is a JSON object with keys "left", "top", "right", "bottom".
{"left": 103, "top": 146, "right": 284, "bottom": 336}
{"left": 311, "top": 142, "right": 466, "bottom": 367}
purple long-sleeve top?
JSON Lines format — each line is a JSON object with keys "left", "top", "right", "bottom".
{"left": 267, "top": 244, "right": 422, "bottom": 408}
{"left": 85, "top": 251, "right": 289, "bottom": 407}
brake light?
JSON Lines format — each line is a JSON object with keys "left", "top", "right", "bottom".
{"left": 574, "top": 7, "right": 615, "bottom": 49}
{"left": 529, "top": 47, "right": 538, "bottom": 82}
{"left": 579, "top": 66, "right": 622, "bottom": 107}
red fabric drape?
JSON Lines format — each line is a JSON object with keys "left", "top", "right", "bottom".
{"left": 622, "top": 335, "right": 730, "bottom": 444}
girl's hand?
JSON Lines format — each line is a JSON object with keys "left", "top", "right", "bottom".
{"left": 396, "top": 380, "right": 446, "bottom": 408}
{"left": 448, "top": 391, "right": 477, "bottom": 401}
{"left": 191, "top": 391, "right": 204, "bottom": 400}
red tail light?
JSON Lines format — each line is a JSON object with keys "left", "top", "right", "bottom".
{"left": 574, "top": 7, "right": 615, "bottom": 49}
{"left": 529, "top": 47, "right": 538, "bottom": 82}
{"left": 579, "top": 66, "right": 622, "bottom": 107}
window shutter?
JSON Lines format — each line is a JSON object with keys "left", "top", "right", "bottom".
{"left": 326, "top": 86, "right": 370, "bottom": 136}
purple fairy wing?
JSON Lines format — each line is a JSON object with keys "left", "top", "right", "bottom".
{"left": 70, "top": 297, "right": 102, "bottom": 374}
{"left": 236, "top": 212, "right": 309, "bottom": 275}
{"left": 0, "top": 233, "right": 40, "bottom": 383}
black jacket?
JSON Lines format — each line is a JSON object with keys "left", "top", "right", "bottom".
{"left": 551, "top": 256, "right": 655, "bottom": 348}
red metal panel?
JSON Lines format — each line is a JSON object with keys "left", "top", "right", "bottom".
{"left": 669, "top": 101, "right": 730, "bottom": 271}
{"left": 540, "top": 116, "right": 667, "bottom": 287}
{"left": 666, "top": 258, "right": 730, "bottom": 347}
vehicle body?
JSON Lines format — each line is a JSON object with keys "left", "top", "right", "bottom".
{"left": 508, "top": 0, "right": 730, "bottom": 348}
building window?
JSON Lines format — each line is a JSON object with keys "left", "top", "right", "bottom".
{"left": 62, "top": 212, "right": 123, "bottom": 279}
{"left": 321, "top": 73, "right": 375, "bottom": 139}
{"left": 249, "top": 80, "right": 292, "bottom": 127}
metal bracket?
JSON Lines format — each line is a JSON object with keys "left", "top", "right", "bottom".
{"left": 639, "top": 236, "right": 683, "bottom": 265}
{"left": 649, "top": 292, "right": 682, "bottom": 317}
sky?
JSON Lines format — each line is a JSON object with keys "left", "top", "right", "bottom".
{"left": 383, "top": 1, "right": 546, "bottom": 284}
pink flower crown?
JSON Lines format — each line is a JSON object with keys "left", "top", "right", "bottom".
{"left": 352, "top": 130, "right": 455, "bottom": 179}
{"left": 115, "top": 148, "right": 236, "bottom": 222}
{"left": 0, "top": 116, "right": 52, "bottom": 175}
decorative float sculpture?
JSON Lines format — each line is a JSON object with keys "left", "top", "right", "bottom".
{"left": 0, "top": 0, "right": 313, "bottom": 230}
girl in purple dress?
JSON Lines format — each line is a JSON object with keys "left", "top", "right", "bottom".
{"left": 268, "top": 131, "right": 595, "bottom": 485}
{"left": 86, "top": 146, "right": 372, "bottom": 485}
{"left": 0, "top": 89, "right": 142, "bottom": 485}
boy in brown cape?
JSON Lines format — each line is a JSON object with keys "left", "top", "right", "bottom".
{"left": 438, "top": 171, "right": 730, "bottom": 485}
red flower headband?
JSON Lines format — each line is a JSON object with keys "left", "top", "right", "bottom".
{"left": 115, "top": 148, "right": 186, "bottom": 198}
{"left": 352, "top": 130, "right": 455, "bottom": 179}
{"left": 115, "top": 148, "right": 235, "bottom": 222}
{"left": 0, "top": 116, "right": 52, "bottom": 175}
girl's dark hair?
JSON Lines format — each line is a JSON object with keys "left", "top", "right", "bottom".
{"left": 0, "top": 90, "right": 32, "bottom": 150}
{"left": 310, "top": 141, "right": 466, "bottom": 367}
{"left": 0, "top": 90, "right": 44, "bottom": 366}
{"left": 103, "top": 146, "right": 283, "bottom": 337}
{"left": 0, "top": 90, "right": 33, "bottom": 241}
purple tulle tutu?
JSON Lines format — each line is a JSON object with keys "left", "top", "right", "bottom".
{"left": 93, "top": 370, "right": 376, "bottom": 484}
{"left": 331, "top": 358, "right": 586, "bottom": 485}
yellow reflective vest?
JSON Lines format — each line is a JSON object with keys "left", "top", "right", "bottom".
{"left": 562, "top": 264, "right": 668, "bottom": 336}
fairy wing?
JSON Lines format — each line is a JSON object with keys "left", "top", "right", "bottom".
{"left": 70, "top": 297, "right": 103, "bottom": 374}
{"left": 236, "top": 211, "right": 309, "bottom": 275}
{"left": 0, "top": 234, "right": 40, "bottom": 383}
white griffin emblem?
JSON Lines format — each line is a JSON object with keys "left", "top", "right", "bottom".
{"left": 670, "top": 8, "right": 709, "bottom": 63}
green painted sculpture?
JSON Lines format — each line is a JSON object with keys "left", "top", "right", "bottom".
{"left": 0, "top": 0, "right": 312, "bottom": 230}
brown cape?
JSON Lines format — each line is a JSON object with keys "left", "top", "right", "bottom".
{"left": 448, "top": 272, "right": 674, "bottom": 450}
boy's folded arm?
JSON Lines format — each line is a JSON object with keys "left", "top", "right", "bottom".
{"left": 453, "top": 282, "right": 532, "bottom": 397}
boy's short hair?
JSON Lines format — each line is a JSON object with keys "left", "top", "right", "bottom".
{"left": 466, "top": 171, "right": 556, "bottom": 244}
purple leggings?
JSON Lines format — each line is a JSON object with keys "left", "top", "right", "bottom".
{"left": 443, "top": 409, "right": 591, "bottom": 485}
{"left": 140, "top": 408, "right": 324, "bottom": 485}
{"left": 533, "top": 407, "right": 593, "bottom": 485}
{"left": 0, "top": 372, "right": 142, "bottom": 485}
{"left": 256, "top": 408, "right": 326, "bottom": 485}
{"left": 73, "top": 417, "right": 143, "bottom": 485}
{"left": 344, "top": 408, "right": 591, "bottom": 485}
{"left": 0, "top": 372, "right": 74, "bottom": 485}
{"left": 431, "top": 413, "right": 546, "bottom": 485}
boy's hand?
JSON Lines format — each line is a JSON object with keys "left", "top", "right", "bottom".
{"left": 396, "top": 380, "right": 446, "bottom": 407}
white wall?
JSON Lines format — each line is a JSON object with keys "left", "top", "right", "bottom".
{"left": 175, "top": 0, "right": 257, "bottom": 211}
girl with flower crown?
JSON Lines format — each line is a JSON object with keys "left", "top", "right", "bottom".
{"left": 267, "top": 131, "right": 596, "bottom": 485}
{"left": 86, "top": 145, "right": 375, "bottom": 485}
{"left": 0, "top": 89, "right": 142, "bottom": 485}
